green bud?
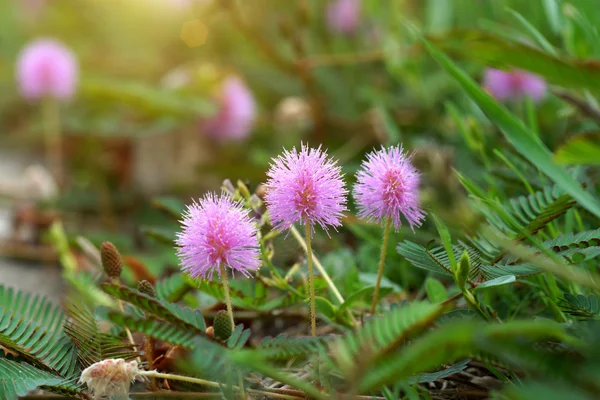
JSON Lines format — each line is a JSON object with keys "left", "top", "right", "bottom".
{"left": 137, "top": 280, "right": 155, "bottom": 297}
{"left": 213, "top": 310, "right": 233, "bottom": 342}
{"left": 237, "top": 180, "right": 252, "bottom": 200}
{"left": 454, "top": 250, "right": 471, "bottom": 291}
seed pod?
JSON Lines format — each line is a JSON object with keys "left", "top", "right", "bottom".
{"left": 137, "top": 280, "right": 155, "bottom": 297}
{"left": 101, "top": 242, "right": 123, "bottom": 279}
{"left": 213, "top": 310, "right": 233, "bottom": 342}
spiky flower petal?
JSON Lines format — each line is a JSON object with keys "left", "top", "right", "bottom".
{"left": 353, "top": 145, "right": 425, "bottom": 231}
{"left": 79, "top": 359, "right": 140, "bottom": 399}
{"left": 176, "top": 193, "right": 261, "bottom": 280}
{"left": 264, "top": 144, "right": 347, "bottom": 233}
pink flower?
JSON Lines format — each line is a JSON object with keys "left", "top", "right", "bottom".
{"left": 483, "top": 68, "right": 546, "bottom": 102}
{"left": 16, "top": 38, "right": 78, "bottom": 101}
{"left": 202, "top": 76, "right": 256, "bottom": 141}
{"left": 79, "top": 359, "right": 140, "bottom": 399}
{"left": 326, "top": 0, "right": 361, "bottom": 35}
{"left": 264, "top": 144, "right": 347, "bottom": 233}
{"left": 353, "top": 145, "right": 425, "bottom": 231}
{"left": 176, "top": 193, "right": 261, "bottom": 280}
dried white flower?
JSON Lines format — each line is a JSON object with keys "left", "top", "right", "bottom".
{"left": 79, "top": 359, "right": 140, "bottom": 399}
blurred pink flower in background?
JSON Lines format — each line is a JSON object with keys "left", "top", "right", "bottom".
{"left": 326, "top": 0, "right": 361, "bottom": 35}
{"left": 16, "top": 38, "right": 78, "bottom": 101}
{"left": 483, "top": 68, "right": 546, "bottom": 102}
{"left": 202, "top": 76, "right": 257, "bottom": 141}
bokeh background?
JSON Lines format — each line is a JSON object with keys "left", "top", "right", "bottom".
{"left": 1, "top": 0, "right": 598, "bottom": 300}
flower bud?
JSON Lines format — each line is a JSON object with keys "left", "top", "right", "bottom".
{"left": 213, "top": 310, "right": 233, "bottom": 341}
{"left": 101, "top": 242, "right": 123, "bottom": 279}
{"left": 137, "top": 280, "right": 155, "bottom": 297}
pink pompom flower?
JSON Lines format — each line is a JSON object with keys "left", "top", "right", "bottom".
{"left": 265, "top": 144, "right": 348, "bottom": 233}
{"left": 353, "top": 145, "right": 425, "bottom": 231}
{"left": 16, "top": 38, "right": 78, "bottom": 101}
{"left": 326, "top": 0, "right": 361, "bottom": 35}
{"left": 176, "top": 193, "right": 261, "bottom": 280}
{"left": 202, "top": 76, "right": 257, "bottom": 141}
{"left": 483, "top": 68, "right": 546, "bottom": 102}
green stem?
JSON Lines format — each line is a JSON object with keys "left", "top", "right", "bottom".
{"left": 305, "top": 222, "right": 317, "bottom": 337}
{"left": 219, "top": 264, "right": 235, "bottom": 329}
{"left": 138, "top": 370, "right": 221, "bottom": 388}
{"left": 371, "top": 218, "right": 392, "bottom": 314}
{"left": 42, "top": 98, "right": 63, "bottom": 187}
{"left": 290, "top": 225, "right": 358, "bottom": 327}
{"left": 290, "top": 225, "right": 344, "bottom": 304}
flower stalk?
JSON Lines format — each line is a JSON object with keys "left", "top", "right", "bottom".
{"left": 370, "top": 217, "right": 392, "bottom": 314}
{"left": 219, "top": 264, "right": 235, "bottom": 329}
{"left": 305, "top": 222, "right": 317, "bottom": 337}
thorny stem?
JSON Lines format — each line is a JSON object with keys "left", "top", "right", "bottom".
{"left": 305, "top": 222, "right": 317, "bottom": 337}
{"left": 219, "top": 264, "right": 235, "bottom": 329}
{"left": 370, "top": 218, "right": 392, "bottom": 315}
{"left": 42, "top": 97, "right": 63, "bottom": 187}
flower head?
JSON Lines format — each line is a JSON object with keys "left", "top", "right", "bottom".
{"left": 265, "top": 144, "right": 347, "bottom": 233}
{"left": 79, "top": 359, "right": 140, "bottom": 399}
{"left": 353, "top": 145, "right": 425, "bottom": 231}
{"left": 16, "top": 38, "right": 78, "bottom": 101}
{"left": 176, "top": 193, "right": 261, "bottom": 280}
{"left": 202, "top": 76, "right": 256, "bottom": 141}
{"left": 326, "top": 0, "right": 361, "bottom": 35}
{"left": 483, "top": 68, "right": 546, "bottom": 102}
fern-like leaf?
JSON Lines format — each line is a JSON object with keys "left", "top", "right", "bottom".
{"left": 64, "top": 303, "right": 138, "bottom": 367}
{"left": 101, "top": 283, "right": 206, "bottom": 332}
{"left": 397, "top": 241, "right": 482, "bottom": 282}
{"left": 0, "top": 286, "right": 78, "bottom": 376}
{"left": 329, "top": 302, "right": 445, "bottom": 375}
{"left": 0, "top": 357, "right": 63, "bottom": 400}
{"left": 155, "top": 274, "right": 193, "bottom": 302}
{"left": 107, "top": 312, "right": 202, "bottom": 348}
{"left": 559, "top": 293, "right": 600, "bottom": 320}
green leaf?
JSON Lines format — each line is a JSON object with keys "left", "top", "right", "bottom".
{"left": 338, "top": 285, "right": 393, "bottom": 313}
{"left": 155, "top": 274, "right": 193, "bottom": 302}
{"left": 359, "top": 273, "right": 402, "bottom": 292}
{"left": 64, "top": 303, "right": 137, "bottom": 367}
{"left": 432, "top": 214, "right": 457, "bottom": 271}
{"left": 430, "top": 30, "right": 600, "bottom": 91}
{"left": 330, "top": 302, "right": 445, "bottom": 375}
{"left": 107, "top": 312, "right": 198, "bottom": 348}
{"left": 474, "top": 275, "right": 516, "bottom": 290}
{"left": 151, "top": 196, "right": 186, "bottom": 219}
{"left": 554, "top": 133, "right": 600, "bottom": 166}
{"left": 313, "top": 296, "right": 338, "bottom": 320}
{"left": 140, "top": 226, "right": 175, "bottom": 246}
{"left": 0, "top": 286, "right": 78, "bottom": 376}
{"left": 424, "top": 39, "right": 600, "bottom": 219}
{"left": 101, "top": 283, "right": 206, "bottom": 333}
{"left": 558, "top": 293, "right": 600, "bottom": 320}
{"left": 408, "top": 359, "right": 470, "bottom": 384}
{"left": 359, "top": 319, "right": 576, "bottom": 392}
{"left": 0, "top": 358, "right": 62, "bottom": 400}
{"left": 425, "top": 278, "right": 448, "bottom": 303}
